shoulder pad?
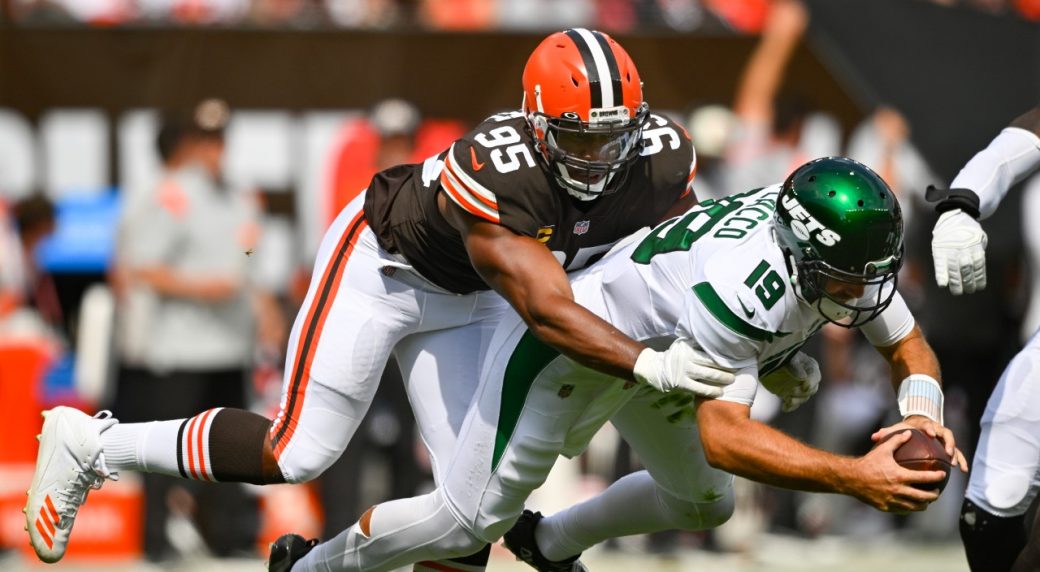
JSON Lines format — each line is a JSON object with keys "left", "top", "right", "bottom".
{"left": 439, "top": 113, "right": 540, "bottom": 224}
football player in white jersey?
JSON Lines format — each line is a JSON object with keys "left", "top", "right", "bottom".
{"left": 929, "top": 105, "right": 1040, "bottom": 572}
{"left": 273, "top": 157, "right": 967, "bottom": 572}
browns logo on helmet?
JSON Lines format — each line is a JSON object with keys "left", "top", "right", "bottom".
{"left": 522, "top": 28, "right": 648, "bottom": 201}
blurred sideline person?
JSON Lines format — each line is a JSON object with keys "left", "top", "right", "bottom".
{"left": 0, "top": 195, "right": 61, "bottom": 340}
{"left": 273, "top": 157, "right": 968, "bottom": 572}
{"left": 325, "top": 98, "right": 463, "bottom": 224}
{"left": 9, "top": 195, "right": 61, "bottom": 330}
{"left": 928, "top": 105, "right": 1040, "bottom": 572}
{"left": 97, "top": 99, "right": 275, "bottom": 561}
{"left": 25, "top": 29, "right": 735, "bottom": 568}
{"left": 724, "top": 0, "right": 823, "bottom": 194}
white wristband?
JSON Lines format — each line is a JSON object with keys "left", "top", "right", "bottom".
{"left": 897, "top": 374, "right": 944, "bottom": 425}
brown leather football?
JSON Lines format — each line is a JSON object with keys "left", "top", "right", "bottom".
{"left": 877, "top": 428, "right": 953, "bottom": 493}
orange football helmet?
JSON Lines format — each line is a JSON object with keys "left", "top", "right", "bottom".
{"left": 522, "top": 28, "right": 649, "bottom": 200}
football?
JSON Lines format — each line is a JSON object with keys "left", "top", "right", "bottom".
{"left": 877, "top": 428, "right": 953, "bottom": 493}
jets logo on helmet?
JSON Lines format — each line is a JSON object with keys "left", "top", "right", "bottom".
{"left": 521, "top": 28, "right": 648, "bottom": 201}
{"left": 780, "top": 193, "right": 842, "bottom": 246}
{"left": 774, "top": 157, "right": 904, "bottom": 328}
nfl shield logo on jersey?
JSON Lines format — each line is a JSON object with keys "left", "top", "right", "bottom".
{"left": 573, "top": 220, "right": 590, "bottom": 235}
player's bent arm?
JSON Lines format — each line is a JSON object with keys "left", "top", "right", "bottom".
{"left": 444, "top": 204, "right": 645, "bottom": 381}
{"left": 942, "top": 106, "right": 1040, "bottom": 220}
{"left": 872, "top": 324, "right": 940, "bottom": 389}
{"left": 870, "top": 324, "right": 967, "bottom": 470}
{"left": 696, "top": 398, "right": 944, "bottom": 512}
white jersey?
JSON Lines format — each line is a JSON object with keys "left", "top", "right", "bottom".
{"left": 573, "top": 184, "right": 915, "bottom": 405}
{"left": 442, "top": 185, "right": 916, "bottom": 543}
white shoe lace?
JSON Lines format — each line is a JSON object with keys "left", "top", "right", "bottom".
{"left": 53, "top": 412, "right": 119, "bottom": 531}
{"left": 54, "top": 464, "right": 105, "bottom": 530}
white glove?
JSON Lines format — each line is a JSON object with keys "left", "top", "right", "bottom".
{"left": 759, "top": 351, "right": 821, "bottom": 412}
{"left": 932, "top": 209, "right": 987, "bottom": 295}
{"left": 633, "top": 338, "right": 736, "bottom": 397}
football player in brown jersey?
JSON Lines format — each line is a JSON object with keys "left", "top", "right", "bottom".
{"left": 26, "top": 29, "right": 734, "bottom": 572}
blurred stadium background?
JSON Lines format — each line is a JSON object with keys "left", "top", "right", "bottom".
{"left": 0, "top": 0, "right": 1037, "bottom": 569}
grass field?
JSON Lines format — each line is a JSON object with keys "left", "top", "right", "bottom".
{"left": 1, "top": 535, "right": 970, "bottom": 572}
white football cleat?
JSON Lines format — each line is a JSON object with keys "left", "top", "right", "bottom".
{"left": 25, "top": 407, "right": 118, "bottom": 563}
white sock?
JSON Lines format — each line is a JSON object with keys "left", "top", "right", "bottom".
{"left": 100, "top": 420, "right": 182, "bottom": 476}
{"left": 536, "top": 471, "right": 706, "bottom": 561}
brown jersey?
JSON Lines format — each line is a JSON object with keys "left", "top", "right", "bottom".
{"left": 364, "top": 111, "right": 697, "bottom": 294}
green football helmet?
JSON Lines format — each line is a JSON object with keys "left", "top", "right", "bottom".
{"left": 773, "top": 157, "right": 904, "bottom": 328}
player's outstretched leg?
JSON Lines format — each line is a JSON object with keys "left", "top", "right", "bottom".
{"left": 267, "top": 533, "right": 319, "bottom": 572}
{"left": 25, "top": 407, "right": 118, "bottom": 563}
{"left": 26, "top": 405, "right": 283, "bottom": 562}
{"left": 502, "top": 510, "right": 588, "bottom": 572}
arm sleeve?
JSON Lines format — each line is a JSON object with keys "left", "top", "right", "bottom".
{"left": 719, "top": 365, "right": 762, "bottom": 407}
{"left": 860, "top": 290, "right": 915, "bottom": 347}
{"left": 951, "top": 127, "right": 1040, "bottom": 220}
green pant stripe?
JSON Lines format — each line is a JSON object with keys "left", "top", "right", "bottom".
{"left": 492, "top": 330, "right": 560, "bottom": 471}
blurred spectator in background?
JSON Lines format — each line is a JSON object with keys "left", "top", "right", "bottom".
{"left": 497, "top": 0, "right": 592, "bottom": 30}
{"left": 684, "top": 103, "right": 736, "bottom": 201}
{"left": 246, "top": 0, "right": 328, "bottom": 27}
{"left": 846, "top": 106, "right": 938, "bottom": 242}
{"left": 703, "top": 0, "right": 769, "bottom": 31}
{"left": 326, "top": 98, "right": 463, "bottom": 223}
{"left": 724, "top": 0, "right": 835, "bottom": 195}
{"left": 110, "top": 98, "right": 281, "bottom": 562}
{"left": 10, "top": 195, "right": 62, "bottom": 331}
{"left": 135, "top": 0, "right": 249, "bottom": 25}
{"left": 418, "top": 0, "right": 493, "bottom": 29}
{"left": 326, "top": 0, "right": 406, "bottom": 27}
{"left": 0, "top": 194, "right": 61, "bottom": 338}
{"left": 0, "top": 200, "right": 22, "bottom": 322}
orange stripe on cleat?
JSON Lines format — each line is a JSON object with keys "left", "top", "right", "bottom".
{"left": 44, "top": 496, "right": 59, "bottom": 525}
{"left": 40, "top": 508, "right": 56, "bottom": 535}
{"left": 35, "top": 518, "right": 53, "bottom": 549}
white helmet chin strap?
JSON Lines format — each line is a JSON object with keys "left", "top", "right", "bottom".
{"left": 816, "top": 297, "right": 855, "bottom": 323}
{"left": 786, "top": 251, "right": 810, "bottom": 302}
{"left": 786, "top": 250, "right": 853, "bottom": 323}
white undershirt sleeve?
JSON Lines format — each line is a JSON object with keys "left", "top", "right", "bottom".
{"left": 951, "top": 127, "right": 1040, "bottom": 220}
{"left": 860, "top": 290, "right": 915, "bottom": 348}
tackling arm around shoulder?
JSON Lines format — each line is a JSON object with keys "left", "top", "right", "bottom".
{"left": 931, "top": 105, "right": 1040, "bottom": 294}
{"left": 441, "top": 198, "right": 733, "bottom": 396}
{"left": 696, "top": 395, "right": 944, "bottom": 513}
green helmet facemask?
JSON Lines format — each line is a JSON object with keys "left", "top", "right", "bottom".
{"left": 774, "top": 157, "right": 904, "bottom": 328}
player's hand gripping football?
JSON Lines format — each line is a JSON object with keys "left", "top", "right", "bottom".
{"left": 633, "top": 338, "right": 736, "bottom": 398}
{"left": 871, "top": 417, "right": 969, "bottom": 474}
{"left": 932, "top": 208, "right": 987, "bottom": 295}
{"left": 759, "top": 351, "right": 821, "bottom": 412}
{"left": 848, "top": 428, "right": 946, "bottom": 513}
